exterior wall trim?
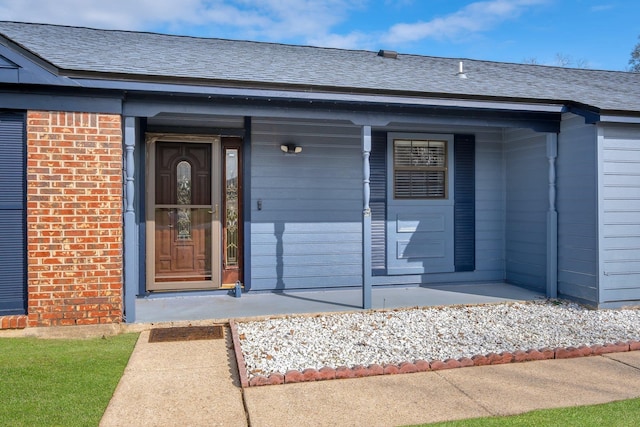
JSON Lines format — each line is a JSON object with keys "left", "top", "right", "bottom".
{"left": 362, "top": 125, "right": 372, "bottom": 309}
{"left": 123, "top": 116, "right": 138, "bottom": 323}
{"left": 546, "top": 133, "right": 558, "bottom": 298}
{"left": 596, "top": 125, "right": 605, "bottom": 305}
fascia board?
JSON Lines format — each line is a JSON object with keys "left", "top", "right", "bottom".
{"left": 75, "top": 77, "right": 565, "bottom": 114}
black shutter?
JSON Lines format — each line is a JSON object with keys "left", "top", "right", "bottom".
{"left": 370, "top": 131, "right": 387, "bottom": 273}
{"left": 454, "top": 134, "right": 475, "bottom": 272}
{"left": 0, "top": 112, "right": 26, "bottom": 315}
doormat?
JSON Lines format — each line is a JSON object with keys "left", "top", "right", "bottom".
{"left": 148, "top": 325, "right": 224, "bottom": 343}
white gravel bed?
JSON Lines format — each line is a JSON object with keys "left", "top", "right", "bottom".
{"left": 236, "top": 300, "right": 640, "bottom": 379}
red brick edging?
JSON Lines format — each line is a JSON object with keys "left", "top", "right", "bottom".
{"left": 0, "top": 315, "right": 28, "bottom": 330}
{"left": 229, "top": 320, "right": 250, "bottom": 388}
{"left": 229, "top": 322, "right": 640, "bottom": 388}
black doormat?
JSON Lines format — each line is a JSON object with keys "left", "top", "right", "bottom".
{"left": 148, "top": 325, "right": 224, "bottom": 343}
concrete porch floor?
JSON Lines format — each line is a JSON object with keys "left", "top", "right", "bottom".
{"left": 133, "top": 282, "right": 546, "bottom": 323}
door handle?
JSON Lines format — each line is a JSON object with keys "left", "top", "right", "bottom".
{"left": 208, "top": 204, "right": 219, "bottom": 219}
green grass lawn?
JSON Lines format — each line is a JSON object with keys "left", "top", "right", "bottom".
{"left": 0, "top": 333, "right": 139, "bottom": 427}
{"left": 413, "top": 397, "right": 640, "bottom": 427}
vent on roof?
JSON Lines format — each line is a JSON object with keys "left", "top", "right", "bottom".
{"left": 457, "top": 61, "right": 468, "bottom": 79}
{"left": 378, "top": 50, "right": 398, "bottom": 59}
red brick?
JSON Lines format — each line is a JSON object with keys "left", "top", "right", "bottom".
{"left": 317, "top": 367, "right": 336, "bottom": 381}
{"left": 351, "top": 365, "right": 369, "bottom": 378}
{"left": 487, "top": 352, "right": 513, "bottom": 365}
{"left": 268, "top": 373, "right": 285, "bottom": 385}
{"left": 414, "top": 360, "right": 431, "bottom": 372}
{"left": 366, "top": 364, "right": 384, "bottom": 377}
{"left": 538, "top": 347, "right": 556, "bottom": 359}
{"left": 593, "top": 342, "right": 629, "bottom": 355}
{"left": 629, "top": 341, "right": 640, "bottom": 351}
{"left": 430, "top": 359, "right": 462, "bottom": 371}
{"left": 577, "top": 345, "right": 594, "bottom": 357}
{"left": 556, "top": 347, "right": 583, "bottom": 359}
{"left": 398, "top": 362, "right": 418, "bottom": 374}
{"left": 249, "top": 376, "right": 271, "bottom": 387}
{"left": 335, "top": 366, "right": 355, "bottom": 379}
{"left": 16, "top": 316, "right": 27, "bottom": 329}
{"left": 512, "top": 350, "right": 529, "bottom": 362}
{"left": 284, "top": 370, "right": 305, "bottom": 384}
{"left": 471, "top": 354, "right": 490, "bottom": 366}
{"left": 301, "top": 368, "right": 318, "bottom": 382}
{"left": 26, "top": 111, "right": 123, "bottom": 328}
{"left": 459, "top": 357, "right": 474, "bottom": 367}
{"left": 383, "top": 364, "right": 400, "bottom": 375}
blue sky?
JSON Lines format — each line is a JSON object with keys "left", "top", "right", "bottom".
{"left": 0, "top": 0, "right": 638, "bottom": 71}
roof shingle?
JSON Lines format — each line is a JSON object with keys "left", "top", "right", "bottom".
{"left": 1, "top": 21, "right": 639, "bottom": 113}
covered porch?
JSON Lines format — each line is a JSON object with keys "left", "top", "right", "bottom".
{"left": 121, "top": 90, "right": 573, "bottom": 323}
{"left": 133, "top": 282, "right": 544, "bottom": 323}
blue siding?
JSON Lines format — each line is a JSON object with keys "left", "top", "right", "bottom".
{"left": 386, "top": 133, "right": 455, "bottom": 275}
{"left": 557, "top": 114, "right": 598, "bottom": 304}
{"left": 504, "top": 128, "right": 547, "bottom": 291}
{"left": 474, "top": 130, "right": 506, "bottom": 279}
{"left": 0, "top": 111, "right": 26, "bottom": 315}
{"left": 599, "top": 122, "right": 640, "bottom": 305}
{"left": 372, "top": 126, "right": 506, "bottom": 285}
{"left": 250, "top": 118, "right": 362, "bottom": 290}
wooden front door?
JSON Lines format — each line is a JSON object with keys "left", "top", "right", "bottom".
{"left": 146, "top": 134, "right": 243, "bottom": 291}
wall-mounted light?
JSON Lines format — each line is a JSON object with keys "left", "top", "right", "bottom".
{"left": 280, "top": 143, "right": 302, "bottom": 154}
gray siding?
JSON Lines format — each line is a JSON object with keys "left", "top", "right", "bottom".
{"left": 599, "top": 123, "right": 640, "bottom": 305}
{"left": 504, "top": 128, "right": 547, "bottom": 291}
{"left": 373, "top": 126, "right": 506, "bottom": 285}
{"left": 385, "top": 132, "right": 455, "bottom": 275}
{"left": 250, "top": 118, "right": 362, "bottom": 290}
{"left": 557, "top": 114, "right": 598, "bottom": 303}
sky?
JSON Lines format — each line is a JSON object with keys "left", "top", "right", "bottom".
{"left": 0, "top": 0, "right": 638, "bottom": 71}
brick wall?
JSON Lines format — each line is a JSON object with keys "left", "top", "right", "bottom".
{"left": 25, "top": 111, "right": 123, "bottom": 327}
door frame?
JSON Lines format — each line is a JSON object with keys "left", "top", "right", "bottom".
{"left": 221, "top": 137, "right": 244, "bottom": 286}
{"left": 145, "top": 133, "right": 222, "bottom": 291}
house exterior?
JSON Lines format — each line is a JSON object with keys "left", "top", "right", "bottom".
{"left": 1, "top": 21, "right": 640, "bottom": 329}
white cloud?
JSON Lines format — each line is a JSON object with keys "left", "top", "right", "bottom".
{"left": 0, "top": 0, "right": 362, "bottom": 42}
{"left": 381, "top": 0, "right": 548, "bottom": 44}
{"left": 0, "top": 0, "right": 547, "bottom": 52}
{"left": 0, "top": 0, "right": 204, "bottom": 30}
{"left": 308, "top": 31, "right": 374, "bottom": 50}
{"left": 226, "top": 0, "right": 364, "bottom": 41}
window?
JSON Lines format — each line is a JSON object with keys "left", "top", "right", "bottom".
{"left": 393, "top": 138, "right": 448, "bottom": 199}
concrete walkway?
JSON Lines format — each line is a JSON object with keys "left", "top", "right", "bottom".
{"left": 101, "top": 328, "right": 640, "bottom": 427}
{"left": 100, "top": 328, "right": 247, "bottom": 427}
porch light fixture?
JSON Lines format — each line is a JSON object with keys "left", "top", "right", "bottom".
{"left": 280, "top": 143, "right": 302, "bottom": 154}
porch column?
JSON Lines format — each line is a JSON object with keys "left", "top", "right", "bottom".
{"left": 362, "top": 125, "right": 372, "bottom": 309}
{"left": 123, "top": 116, "right": 138, "bottom": 322}
{"left": 546, "top": 133, "right": 558, "bottom": 298}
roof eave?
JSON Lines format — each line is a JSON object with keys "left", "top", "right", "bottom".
{"left": 67, "top": 73, "right": 567, "bottom": 114}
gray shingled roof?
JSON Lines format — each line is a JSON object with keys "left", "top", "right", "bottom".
{"left": 1, "top": 21, "right": 639, "bottom": 113}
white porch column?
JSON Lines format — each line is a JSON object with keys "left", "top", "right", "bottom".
{"left": 546, "top": 133, "right": 558, "bottom": 298}
{"left": 362, "top": 125, "right": 372, "bottom": 309}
